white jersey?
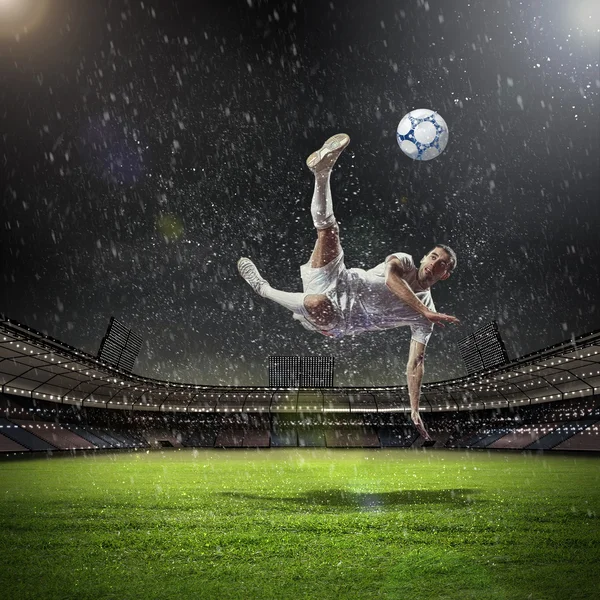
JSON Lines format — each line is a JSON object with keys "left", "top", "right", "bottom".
{"left": 294, "top": 251, "right": 436, "bottom": 345}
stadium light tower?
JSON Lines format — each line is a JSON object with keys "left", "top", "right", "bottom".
{"left": 97, "top": 317, "right": 143, "bottom": 374}
{"left": 459, "top": 321, "right": 509, "bottom": 376}
{"left": 269, "top": 356, "right": 335, "bottom": 388}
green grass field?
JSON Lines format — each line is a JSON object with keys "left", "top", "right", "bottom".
{"left": 1, "top": 449, "right": 598, "bottom": 600}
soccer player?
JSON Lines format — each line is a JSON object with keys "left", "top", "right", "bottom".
{"left": 238, "top": 134, "right": 459, "bottom": 441}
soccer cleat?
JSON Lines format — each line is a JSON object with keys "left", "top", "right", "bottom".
{"left": 237, "top": 257, "right": 270, "bottom": 297}
{"left": 306, "top": 133, "right": 350, "bottom": 173}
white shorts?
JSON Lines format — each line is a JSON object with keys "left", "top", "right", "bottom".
{"left": 292, "top": 252, "right": 348, "bottom": 339}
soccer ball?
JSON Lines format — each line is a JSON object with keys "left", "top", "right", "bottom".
{"left": 396, "top": 109, "right": 449, "bottom": 161}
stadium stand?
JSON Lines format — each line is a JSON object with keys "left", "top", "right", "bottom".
{"left": 66, "top": 425, "right": 114, "bottom": 449}
{"left": 488, "top": 426, "right": 550, "bottom": 450}
{"left": 0, "top": 397, "right": 599, "bottom": 453}
{"left": 528, "top": 420, "right": 599, "bottom": 450}
{"left": 242, "top": 430, "right": 270, "bottom": 447}
{"left": 0, "top": 417, "right": 57, "bottom": 451}
{"left": 325, "top": 427, "right": 380, "bottom": 448}
{"left": 143, "top": 429, "right": 184, "bottom": 448}
{"left": 554, "top": 421, "right": 600, "bottom": 451}
{"left": 1, "top": 316, "right": 600, "bottom": 454}
{"left": 214, "top": 427, "right": 245, "bottom": 448}
{"left": 182, "top": 431, "right": 217, "bottom": 447}
{"left": 0, "top": 432, "right": 28, "bottom": 452}
{"left": 298, "top": 428, "right": 326, "bottom": 447}
{"left": 270, "top": 429, "right": 298, "bottom": 447}
{"left": 470, "top": 430, "right": 510, "bottom": 449}
{"left": 83, "top": 427, "right": 128, "bottom": 448}
{"left": 101, "top": 428, "right": 146, "bottom": 448}
{"left": 378, "top": 425, "right": 418, "bottom": 447}
{"left": 10, "top": 419, "right": 95, "bottom": 450}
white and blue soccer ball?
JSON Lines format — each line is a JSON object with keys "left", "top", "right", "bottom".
{"left": 396, "top": 109, "right": 449, "bottom": 161}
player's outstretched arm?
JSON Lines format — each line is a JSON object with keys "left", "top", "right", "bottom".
{"left": 406, "top": 339, "right": 432, "bottom": 441}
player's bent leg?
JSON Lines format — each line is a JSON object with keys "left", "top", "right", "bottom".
{"left": 303, "top": 294, "right": 336, "bottom": 328}
{"left": 237, "top": 258, "right": 270, "bottom": 297}
{"left": 238, "top": 257, "right": 308, "bottom": 315}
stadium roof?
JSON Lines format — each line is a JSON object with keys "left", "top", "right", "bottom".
{"left": 1, "top": 315, "right": 599, "bottom": 414}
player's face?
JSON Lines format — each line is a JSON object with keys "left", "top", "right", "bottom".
{"left": 419, "top": 248, "right": 452, "bottom": 284}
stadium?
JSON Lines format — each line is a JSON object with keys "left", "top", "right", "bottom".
{"left": 2, "top": 316, "right": 600, "bottom": 454}
{"left": 2, "top": 0, "right": 599, "bottom": 598}
{"left": 1, "top": 314, "right": 599, "bottom": 599}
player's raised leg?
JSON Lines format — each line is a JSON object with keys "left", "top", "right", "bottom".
{"left": 237, "top": 134, "right": 350, "bottom": 330}
{"left": 306, "top": 133, "right": 349, "bottom": 269}
{"left": 237, "top": 258, "right": 335, "bottom": 329}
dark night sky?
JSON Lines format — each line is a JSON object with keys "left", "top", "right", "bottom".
{"left": 1, "top": 0, "right": 599, "bottom": 386}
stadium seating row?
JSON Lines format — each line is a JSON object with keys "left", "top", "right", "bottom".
{"left": 0, "top": 393, "right": 598, "bottom": 454}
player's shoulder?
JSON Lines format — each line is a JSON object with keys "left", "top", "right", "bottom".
{"left": 385, "top": 252, "right": 416, "bottom": 273}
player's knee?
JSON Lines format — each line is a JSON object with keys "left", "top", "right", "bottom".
{"left": 304, "top": 294, "right": 335, "bottom": 325}
{"left": 407, "top": 354, "right": 425, "bottom": 374}
{"left": 304, "top": 294, "right": 331, "bottom": 312}
{"left": 317, "top": 222, "right": 339, "bottom": 239}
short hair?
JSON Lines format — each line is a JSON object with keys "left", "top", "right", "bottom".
{"left": 430, "top": 244, "right": 457, "bottom": 272}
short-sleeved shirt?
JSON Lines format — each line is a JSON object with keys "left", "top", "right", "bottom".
{"left": 292, "top": 251, "right": 436, "bottom": 345}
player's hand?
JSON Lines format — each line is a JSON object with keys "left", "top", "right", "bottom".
{"left": 411, "top": 410, "right": 432, "bottom": 441}
{"left": 424, "top": 310, "right": 460, "bottom": 327}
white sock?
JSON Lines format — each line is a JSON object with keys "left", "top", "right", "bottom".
{"left": 311, "top": 172, "right": 336, "bottom": 230}
{"left": 262, "top": 286, "right": 310, "bottom": 317}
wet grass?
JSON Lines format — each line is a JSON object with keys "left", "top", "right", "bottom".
{"left": 0, "top": 448, "right": 598, "bottom": 599}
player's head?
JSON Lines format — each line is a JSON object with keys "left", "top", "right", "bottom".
{"left": 419, "top": 244, "right": 456, "bottom": 285}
